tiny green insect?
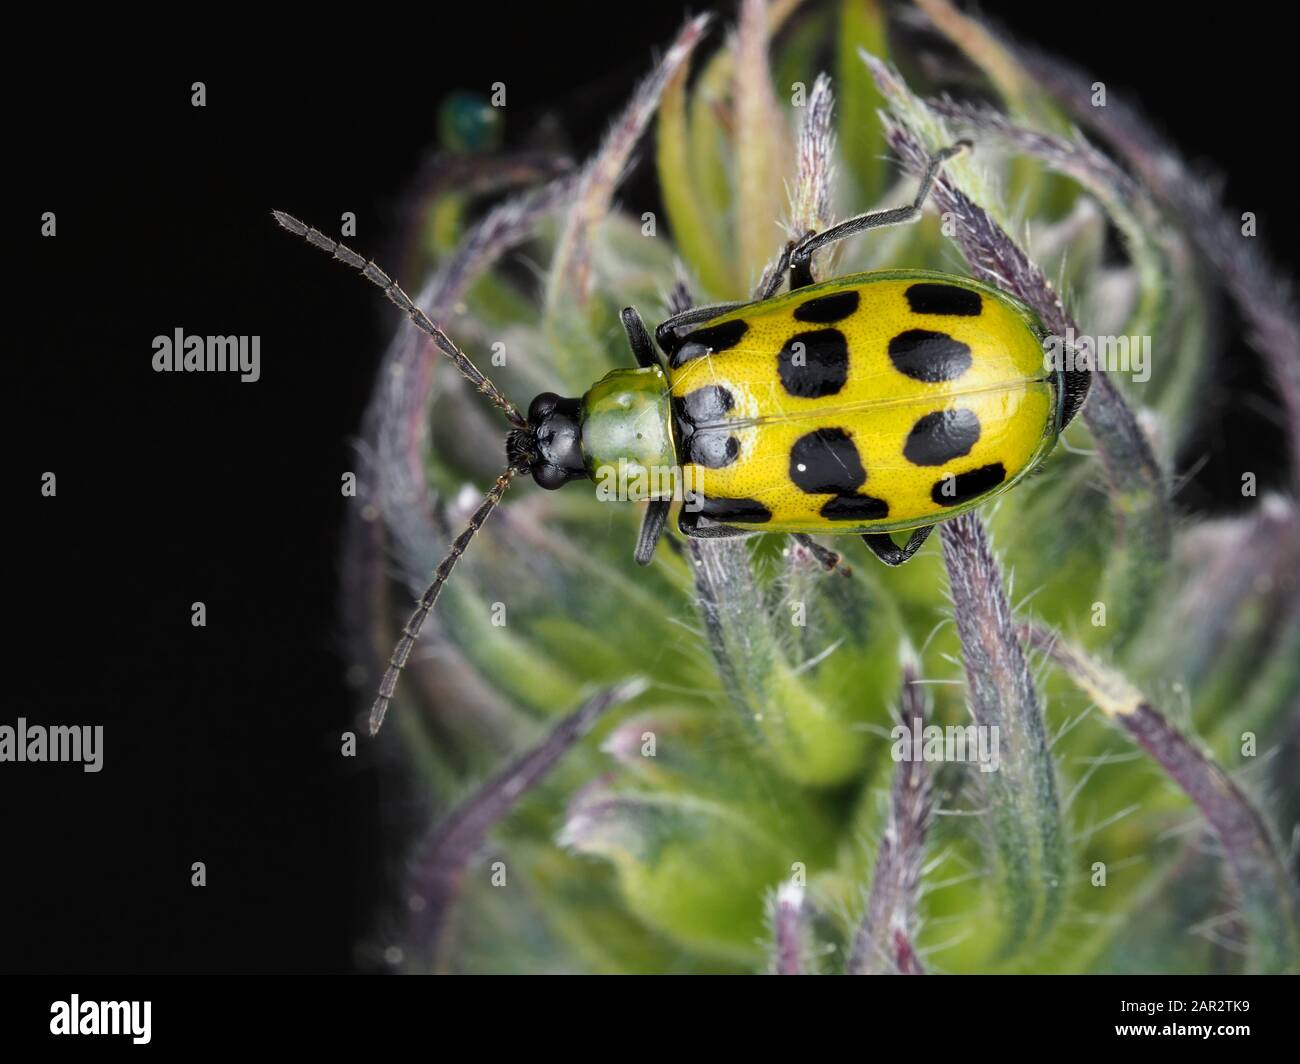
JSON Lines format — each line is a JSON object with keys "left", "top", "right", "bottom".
{"left": 436, "top": 91, "right": 503, "bottom": 155}
{"left": 274, "top": 142, "right": 1089, "bottom": 733}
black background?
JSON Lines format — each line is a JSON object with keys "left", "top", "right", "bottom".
{"left": 10, "top": 3, "right": 1295, "bottom": 973}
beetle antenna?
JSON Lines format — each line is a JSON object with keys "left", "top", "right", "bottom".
{"left": 272, "top": 211, "right": 527, "bottom": 430}
{"left": 370, "top": 467, "right": 517, "bottom": 735}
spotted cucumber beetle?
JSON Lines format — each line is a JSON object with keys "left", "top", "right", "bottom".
{"left": 274, "top": 142, "right": 1090, "bottom": 733}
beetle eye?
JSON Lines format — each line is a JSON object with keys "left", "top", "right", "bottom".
{"left": 528, "top": 392, "right": 561, "bottom": 424}
{"left": 531, "top": 462, "right": 571, "bottom": 491}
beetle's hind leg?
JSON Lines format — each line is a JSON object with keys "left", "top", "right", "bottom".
{"left": 790, "top": 534, "right": 852, "bottom": 577}
{"left": 862, "top": 526, "right": 934, "bottom": 566}
{"left": 756, "top": 236, "right": 809, "bottom": 300}
{"left": 654, "top": 301, "right": 749, "bottom": 357}
{"left": 785, "top": 140, "right": 972, "bottom": 290}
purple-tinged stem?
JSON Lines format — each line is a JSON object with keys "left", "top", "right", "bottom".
{"left": 403, "top": 678, "right": 646, "bottom": 967}
{"left": 1022, "top": 624, "right": 1300, "bottom": 973}
{"left": 939, "top": 514, "right": 1064, "bottom": 956}
{"left": 547, "top": 14, "right": 711, "bottom": 309}
{"left": 771, "top": 883, "right": 808, "bottom": 975}
{"left": 849, "top": 663, "right": 933, "bottom": 974}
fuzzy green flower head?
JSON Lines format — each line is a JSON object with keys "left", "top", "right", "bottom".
{"left": 340, "top": 0, "right": 1300, "bottom": 974}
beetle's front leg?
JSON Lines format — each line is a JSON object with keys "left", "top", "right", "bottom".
{"left": 633, "top": 500, "right": 671, "bottom": 564}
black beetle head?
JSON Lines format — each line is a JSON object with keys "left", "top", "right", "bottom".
{"left": 514, "top": 392, "right": 587, "bottom": 490}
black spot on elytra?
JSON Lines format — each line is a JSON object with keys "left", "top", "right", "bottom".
{"left": 686, "top": 431, "right": 740, "bottom": 469}
{"left": 698, "top": 495, "right": 772, "bottom": 524}
{"left": 930, "top": 462, "right": 1006, "bottom": 506}
{"left": 905, "top": 283, "right": 982, "bottom": 317}
{"left": 678, "top": 385, "right": 734, "bottom": 424}
{"left": 778, "top": 329, "right": 850, "bottom": 398}
{"left": 673, "top": 385, "right": 740, "bottom": 469}
{"left": 789, "top": 428, "right": 865, "bottom": 494}
{"left": 793, "top": 289, "right": 860, "bottom": 324}
{"left": 671, "top": 319, "right": 749, "bottom": 368}
{"left": 888, "top": 329, "right": 973, "bottom": 382}
{"left": 903, "top": 408, "right": 982, "bottom": 466}
{"left": 820, "top": 493, "right": 890, "bottom": 521}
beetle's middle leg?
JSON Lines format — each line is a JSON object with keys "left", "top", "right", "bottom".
{"left": 790, "top": 533, "right": 852, "bottom": 577}
{"left": 785, "top": 140, "right": 972, "bottom": 291}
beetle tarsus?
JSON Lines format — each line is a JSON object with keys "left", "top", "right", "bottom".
{"left": 862, "top": 526, "right": 934, "bottom": 567}
{"left": 783, "top": 143, "right": 969, "bottom": 292}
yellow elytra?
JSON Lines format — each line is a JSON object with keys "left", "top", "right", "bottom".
{"left": 666, "top": 269, "right": 1061, "bottom": 535}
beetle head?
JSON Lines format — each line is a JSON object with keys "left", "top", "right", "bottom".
{"left": 507, "top": 392, "right": 587, "bottom": 490}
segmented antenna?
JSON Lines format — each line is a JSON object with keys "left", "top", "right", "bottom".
{"left": 272, "top": 210, "right": 527, "bottom": 430}
{"left": 370, "top": 468, "right": 517, "bottom": 735}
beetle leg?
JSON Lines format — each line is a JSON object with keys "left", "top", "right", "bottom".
{"left": 788, "top": 141, "right": 971, "bottom": 288}
{"left": 756, "top": 236, "right": 807, "bottom": 299}
{"left": 634, "top": 500, "right": 672, "bottom": 564}
{"left": 620, "top": 306, "right": 661, "bottom": 369}
{"left": 790, "top": 534, "right": 852, "bottom": 577}
{"left": 862, "top": 525, "right": 934, "bottom": 566}
{"left": 790, "top": 253, "right": 818, "bottom": 291}
{"left": 677, "top": 508, "right": 756, "bottom": 539}
{"left": 667, "top": 278, "right": 695, "bottom": 316}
